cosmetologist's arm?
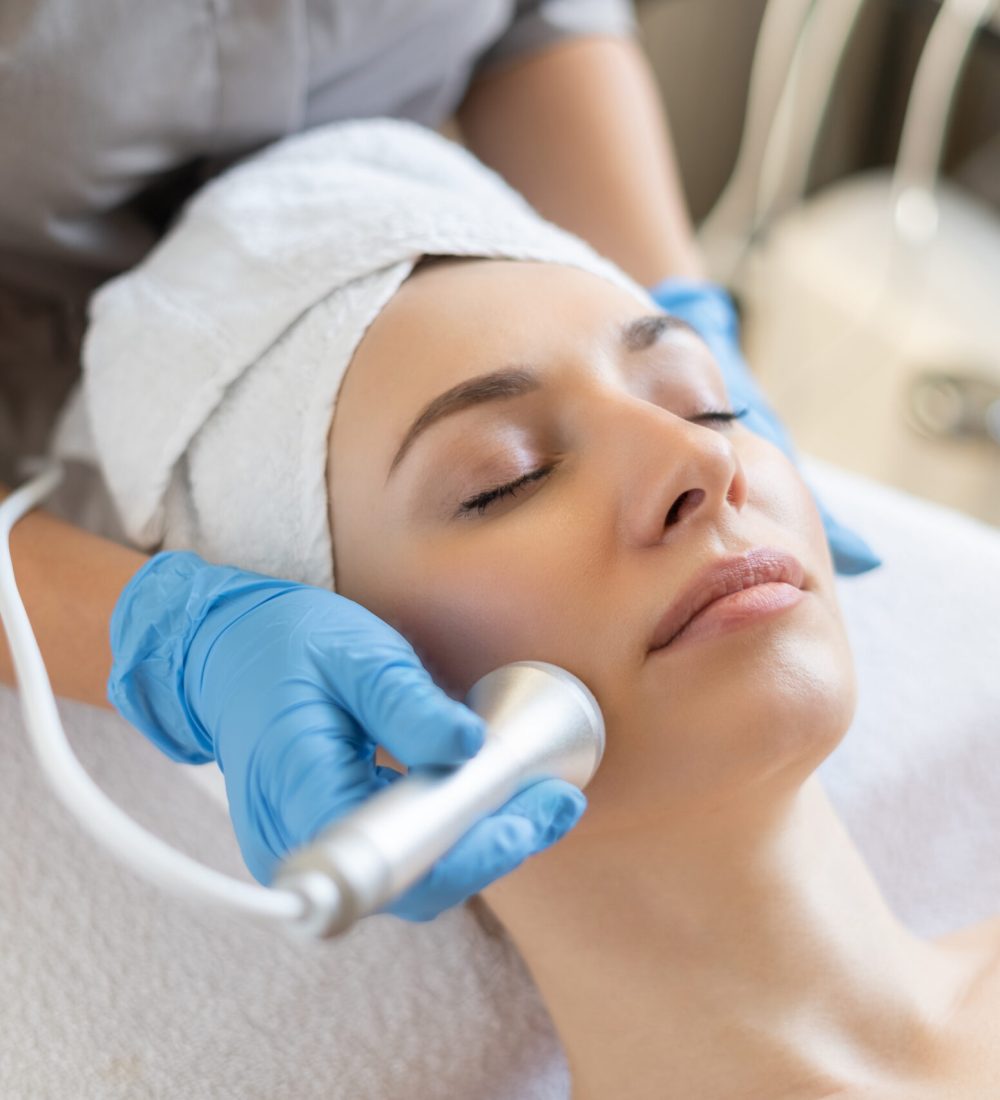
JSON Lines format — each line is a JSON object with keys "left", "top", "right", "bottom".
{"left": 0, "top": 482, "right": 145, "bottom": 709}
{"left": 457, "top": 34, "right": 705, "bottom": 287}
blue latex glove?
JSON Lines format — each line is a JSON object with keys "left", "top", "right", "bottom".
{"left": 649, "top": 277, "right": 881, "bottom": 576}
{"left": 109, "top": 551, "right": 587, "bottom": 919}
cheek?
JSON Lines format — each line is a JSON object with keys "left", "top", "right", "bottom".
{"left": 362, "top": 501, "right": 628, "bottom": 703}
{"left": 347, "top": 530, "right": 622, "bottom": 776}
{"left": 379, "top": 547, "right": 579, "bottom": 699}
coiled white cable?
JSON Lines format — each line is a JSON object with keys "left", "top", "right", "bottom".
{"left": 0, "top": 460, "right": 308, "bottom": 928}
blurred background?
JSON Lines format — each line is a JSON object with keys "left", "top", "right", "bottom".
{"left": 637, "top": 0, "right": 1000, "bottom": 528}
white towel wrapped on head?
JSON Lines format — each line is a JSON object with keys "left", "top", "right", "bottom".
{"left": 70, "top": 118, "right": 650, "bottom": 588}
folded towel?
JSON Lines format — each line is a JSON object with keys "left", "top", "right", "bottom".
{"left": 70, "top": 117, "right": 650, "bottom": 589}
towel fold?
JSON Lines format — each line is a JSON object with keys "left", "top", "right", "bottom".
{"left": 65, "top": 118, "right": 649, "bottom": 588}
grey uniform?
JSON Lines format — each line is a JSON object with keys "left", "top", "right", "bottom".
{"left": 0, "top": 0, "right": 634, "bottom": 475}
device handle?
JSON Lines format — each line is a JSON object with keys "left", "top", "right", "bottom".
{"left": 276, "top": 661, "right": 604, "bottom": 938}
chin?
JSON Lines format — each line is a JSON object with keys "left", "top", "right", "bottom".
{"left": 578, "top": 631, "right": 856, "bottom": 832}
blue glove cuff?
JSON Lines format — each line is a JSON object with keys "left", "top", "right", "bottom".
{"left": 109, "top": 550, "right": 292, "bottom": 764}
{"left": 109, "top": 551, "right": 220, "bottom": 763}
{"left": 648, "top": 277, "right": 882, "bottom": 577}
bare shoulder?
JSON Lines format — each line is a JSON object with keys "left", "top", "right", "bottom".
{"left": 921, "top": 915, "right": 1000, "bottom": 1095}
{"left": 932, "top": 913, "right": 1000, "bottom": 1036}
{"left": 796, "top": 923, "right": 1000, "bottom": 1099}
{"left": 933, "top": 913, "right": 1000, "bottom": 966}
{"left": 841, "top": 920, "right": 1000, "bottom": 1100}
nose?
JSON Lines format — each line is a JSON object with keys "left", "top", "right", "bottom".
{"left": 607, "top": 398, "right": 749, "bottom": 547}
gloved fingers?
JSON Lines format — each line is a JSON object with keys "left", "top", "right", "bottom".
{"left": 374, "top": 764, "right": 405, "bottom": 784}
{"left": 316, "top": 619, "right": 487, "bottom": 768}
{"left": 821, "top": 508, "right": 882, "bottom": 574}
{"left": 368, "top": 674, "right": 486, "bottom": 769}
{"left": 493, "top": 778, "right": 587, "bottom": 847}
{"left": 378, "top": 779, "right": 587, "bottom": 923}
{"left": 240, "top": 711, "right": 389, "bottom": 882}
{"left": 379, "top": 815, "right": 537, "bottom": 922}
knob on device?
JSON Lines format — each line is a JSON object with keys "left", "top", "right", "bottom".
{"left": 275, "top": 661, "right": 605, "bottom": 938}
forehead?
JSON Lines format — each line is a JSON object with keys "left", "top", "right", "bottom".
{"left": 387, "top": 259, "right": 650, "bottom": 370}
{"left": 331, "top": 259, "right": 709, "bottom": 459}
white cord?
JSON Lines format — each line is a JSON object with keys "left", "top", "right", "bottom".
{"left": 752, "top": 0, "right": 869, "bottom": 238}
{"left": 699, "top": 0, "right": 868, "bottom": 283}
{"left": 0, "top": 461, "right": 307, "bottom": 928}
{"left": 892, "top": 0, "right": 999, "bottom": 244}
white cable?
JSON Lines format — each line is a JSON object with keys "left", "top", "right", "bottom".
{"left": 752, "top": 0, "right": 869, "bottom": 235}
{"left": 698, "top": 0, "right": 813, "bottom": 281}
{"left": 891, "top": 0, "right": 999, "bottom": 245}
{"left": 699, "top": 0, "right": 868, "bottom": 284}
{"left": 0, "top": 460, "right": 307, "bottom": 928}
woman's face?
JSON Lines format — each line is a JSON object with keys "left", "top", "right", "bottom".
{"left": 328, "top": 260, "right": 856, "bottom": 833}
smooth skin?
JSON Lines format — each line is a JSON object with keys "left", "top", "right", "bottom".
{"left": 0, "top": 34, "right": 701, "bottom": 707}
{"left": 328, "top": 258, "right": 1000, "bottom": 1100}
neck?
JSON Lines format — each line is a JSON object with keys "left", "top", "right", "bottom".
{"left": 482, "top": 774, "right": 972, "bottom": 1099}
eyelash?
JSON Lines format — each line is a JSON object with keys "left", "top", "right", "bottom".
{"left": 457, "top": 406, "right": 750, "bottom": 517}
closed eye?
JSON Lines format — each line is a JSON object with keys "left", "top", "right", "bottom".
{"left": 455, "top": 406, "right": 749, "bottom": 518}
{"left": 457, "top": 464, "right": 554, "bottom": 518}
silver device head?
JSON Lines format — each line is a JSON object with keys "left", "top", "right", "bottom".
{"left": 464, "top": 660, "right": 605, "bottom": 789}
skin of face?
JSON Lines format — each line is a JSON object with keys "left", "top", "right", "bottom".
{"left": 327, "top": 258, "right": 858, "bottom": 841}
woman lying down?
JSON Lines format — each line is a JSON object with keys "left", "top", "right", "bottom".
{"left": 75, "top": 119, "right": 1000, "bottom": 1099}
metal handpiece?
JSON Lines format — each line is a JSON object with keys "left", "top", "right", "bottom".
{"left": 275, "top": 661, "right": 605, "bottom": 938}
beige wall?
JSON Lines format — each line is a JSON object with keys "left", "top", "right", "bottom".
{"left": 635, "top": 0, "right": 768, "bottom": 224}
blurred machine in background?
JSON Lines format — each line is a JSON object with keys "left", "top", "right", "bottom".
{"left": 638, "top": 0, "right": 1000, "bottom": 527}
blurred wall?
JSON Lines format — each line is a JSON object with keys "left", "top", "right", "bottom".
{"left": 634, "top": 0, "right": 767, "bottom": 224}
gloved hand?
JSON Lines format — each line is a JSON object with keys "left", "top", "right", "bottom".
{"left": 109, "top": 550, "right": 587, "bottom": 919}
{"left": 648, "top": 277, "right": 881, "bottom": 576}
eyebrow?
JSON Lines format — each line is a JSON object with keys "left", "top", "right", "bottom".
{"left": 386, "top": 312, "right": 695, "bottom": 480}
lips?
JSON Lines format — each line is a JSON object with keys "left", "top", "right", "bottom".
{"left": 648, "top": 547, "right": 806, "bottom": 651}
